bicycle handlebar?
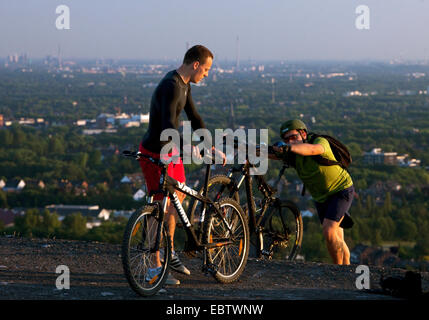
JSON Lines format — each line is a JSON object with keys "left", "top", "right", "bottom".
{"left": 221, "top": 135, "right": 274, "bottom": 154}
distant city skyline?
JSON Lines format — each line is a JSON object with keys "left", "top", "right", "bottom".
{"left": 2, "top": 0, "right": 429, "bottom": 62}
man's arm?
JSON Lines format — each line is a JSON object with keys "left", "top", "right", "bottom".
{"left": 184, "top": 86, "right": 226, "bottom": 165}
{"left": 184, "top": 85, "right": 205, "bottom": 130}
{"left": 160, "top": 80, "right": 181, "bottom": 132}
{"left": 159, "top": 80, "right": 185, "bottom": 151}
{"left": 289, "top": 143, "right": 324, "bottom": 156}
{"left": 272, "top": 143, "right": 324, "bottom": 157}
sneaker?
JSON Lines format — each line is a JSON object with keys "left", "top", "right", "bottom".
{"left": 166, "top": 273, "right": 180, "bottom": 285}
{"left": 145, "top": 266, "right": 162, "bottom": 283}
{"left": 170, "top": 251, "right": 191, "bottom": 275}
{"left": 145, "top": 267, "right": 180, "bottom": 285}
{"left": 159, "top": 249, "right": 191, "bottom": 276}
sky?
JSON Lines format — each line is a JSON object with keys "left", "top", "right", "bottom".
{"left": 1, "top": 0, "right": 429, "bottom": 61}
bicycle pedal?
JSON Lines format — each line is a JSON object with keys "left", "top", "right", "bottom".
{"left": 202, "top": 263, "right": 218, "bottom": 276}
{"left": 261, "top": 249, "right": 273, "bottom": 259}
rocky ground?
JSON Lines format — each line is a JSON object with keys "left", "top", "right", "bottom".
{"left": 1, "top": 236, "right": 428, "bottom": 301}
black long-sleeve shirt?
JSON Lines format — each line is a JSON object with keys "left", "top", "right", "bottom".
{"left": 141, "top": 70, "right": 206, "bottom": 153}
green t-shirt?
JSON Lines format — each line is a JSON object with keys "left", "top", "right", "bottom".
{"left": 294, "top": 137, "right": 353, "bottom": 203}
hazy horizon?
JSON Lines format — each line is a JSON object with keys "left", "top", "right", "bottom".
{"left": 2, "top": 0, "right": 429, "bottom": 62}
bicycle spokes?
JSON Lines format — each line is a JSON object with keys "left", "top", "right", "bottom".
{"left": 205, "top": 199, "right": 249, "bottom": 283}
{"left": 260, "top": 204, "right": 302, "bottom": 260}
{"left": 122, "top": 209, "right": 171, "bottom": 296}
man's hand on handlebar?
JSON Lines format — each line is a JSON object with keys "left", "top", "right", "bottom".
{"left": 182, "top": 144, "right": 202, "bottom": 160}
{"left": 212, "top": 146, "right": 226, "bottom": 166}
{"left": 270, "top": 143, "right": 292, "bottom": 161}
{"left": 192, "top": 145, "right": 202, "bottom": 161}
{"left": 183, "top": 145, "right": 226, "bottom": 166}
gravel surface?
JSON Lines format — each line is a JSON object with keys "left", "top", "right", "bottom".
{"left": 1, "top": 236, "right": 428, "bottom": 300}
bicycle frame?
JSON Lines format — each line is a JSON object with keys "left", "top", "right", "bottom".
{"left": 122, "top": 150, "right": 251, "bottom": 295}
{"left": 218, "top": 161, "right": 293, "bottom": 257}
{"left": 227, "top": 164, "right": 268, "bottom": 233}
{"left": 143, "top": 153, "right": 236, "bottom": 253}
{"left": 225, "top": 163, "right": 275, "bottom": 233}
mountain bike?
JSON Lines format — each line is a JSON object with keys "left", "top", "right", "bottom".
{"left": 121, "top": 150, "right": 249, "bottom": 297}
{"left": 189, "top": 142, "right": 303, "bottom": 261}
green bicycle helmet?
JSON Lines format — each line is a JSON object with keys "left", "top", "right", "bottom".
{"left": 279, "top": 119, "right": 307, "bottom": 138}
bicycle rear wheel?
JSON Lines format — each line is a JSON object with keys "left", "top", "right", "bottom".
{"left": 122, "top": 205, "right": 171, "bottom": 297}
{"left": 190, "top": 175, "right": 239, "bottom": 223}
{"left": 204, "top": 197, "right": 249, "bottom": 283}
{"left": 261, "top": 200, "right": 303, "bottom": 260}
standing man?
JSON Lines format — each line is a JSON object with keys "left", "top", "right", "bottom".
{"left": 140, "top": 45, "right": 226, "bottom": 284}
{"left": 270, "top": 119, "right": 354, "bottom": 265}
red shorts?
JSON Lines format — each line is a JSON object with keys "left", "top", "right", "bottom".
{"left": 139, "top": 143, "right": 185, "bottom": 200}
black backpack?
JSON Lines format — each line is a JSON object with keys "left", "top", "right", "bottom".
{"left": 307, "top": 133, "right": 352, "bottom": 169}
{"left": 297, "top": 133, "right": 352, "bottom": 199}
{"left": 380, "top": 271, "right": 423, "bottom": 299}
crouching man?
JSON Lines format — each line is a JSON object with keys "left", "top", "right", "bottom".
{"left": 270, "top": 119, "right": 354, "bottom": 265}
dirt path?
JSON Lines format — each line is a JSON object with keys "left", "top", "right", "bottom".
{"left": 1, "top": 236, "right": 428, "bottom": 300}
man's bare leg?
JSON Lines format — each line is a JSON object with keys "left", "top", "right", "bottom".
{"left": 322, "top": 218, "right": 344, "bottom": 265}
{"left": 150, "top": 191, "right": 186, "bottom": 268}
{"left": 336, "top": 221, "right": 350, "bottom": 265}
{"left": 165, "top": 191, "right": 187, "bottom": 250}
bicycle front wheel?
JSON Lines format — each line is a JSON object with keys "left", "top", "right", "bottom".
{"left": 204, "top": 197, "right": 249, "bottom": 283}
{"left": 122, "top": 205, "right": 171, "bottom": 297}
{"left": 261, "top": 200, "right": 303, "bottom": 260}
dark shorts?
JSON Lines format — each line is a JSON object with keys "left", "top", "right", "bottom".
{"left": 314, "top": 186, "right": 354, "bottom": 227}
